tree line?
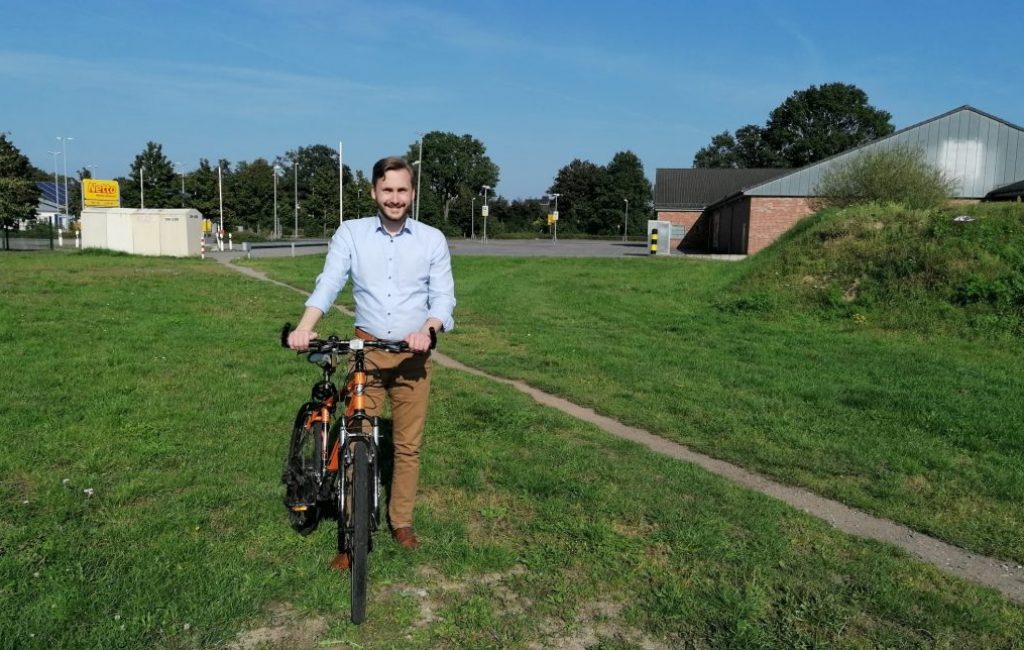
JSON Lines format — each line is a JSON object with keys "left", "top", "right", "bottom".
{"left": 2, "top": 82, "right": 897, "bottom": 236}
{"left": 0, "top": 131, "right": 654, "bottom": 238}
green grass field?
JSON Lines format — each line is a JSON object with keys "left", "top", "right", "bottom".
{"left": 244, "top": 203, "right": 1024, "bottom": 566}
{"left": 2, "top": 247, "right": 1023, "bottom": 648}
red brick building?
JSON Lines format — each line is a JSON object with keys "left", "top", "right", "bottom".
{"left": 656, "top": 106, "right": 1024, "bottom": 255}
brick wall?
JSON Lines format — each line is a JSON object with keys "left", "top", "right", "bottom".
{"left": 746, "top": 197, "right": 816, "bottom": 254}
{"left": 656, "top": 210, "right": 703, "bottom": 249}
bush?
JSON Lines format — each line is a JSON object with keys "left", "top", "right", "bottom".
{"left": 815, "top": 144, "right": 955, "bottom": 210}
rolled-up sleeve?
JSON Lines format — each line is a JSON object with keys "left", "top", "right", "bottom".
{"left": 305, "top": 226, "right": 353, "bottom": 314}
{"left": 426, "top": 232, "right": 456, "bottom": 332}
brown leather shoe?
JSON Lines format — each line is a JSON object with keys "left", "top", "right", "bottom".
{"left": 391, "top": 527, "right": 420, "bottom": 550}
{"left": 328, "top": 553, "right": 350, "bottom": 571}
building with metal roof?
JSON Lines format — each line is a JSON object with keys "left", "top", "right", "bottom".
{"left": 654, "top": 168, "right": 786, "bottom": 249}
{"left": 657, "top": 106, "right": 1024, "bottom": 255}
{"left": 35, "top": 181, "right": 73, "bottom": 227}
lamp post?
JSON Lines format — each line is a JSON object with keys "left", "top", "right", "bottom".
{"left": 48, "top": 150, "right": 61, "bottom": 227}
{"left": 273, "top": 164, "right": 281, "bottom": 239}
{"left": 471, "top": 196, "right": 476, "bottom": 240}
{"left": 217, "top": 165, "right": 224, "bottom": 235}
{"left": 174, "top": 162, "right": 186, "bottom": 208}
{"left": 56, "top": 136, "right": 72, "bottom": 217}
{"left": 549, "top": 193, "right": 560, "bottom": 242}
{"left": 623, "top": 198, "right": 629, "bottom": 242}
{"left": 140, "top": 165, "right": 146, "bottom": 209}
{"left": 293, "top": 161, "right": 299, "bottom": 238}
{"left": 411, "top": 158, "right": 421, "bottom": 221}
{"left": 481, "top": 185, "right": 491, "bottom": 241}
{"left": 344, "top": 140, "right": 348, "bottom": 226}
{"left": 414, "top": 134, "right": 423, "bottom": 220}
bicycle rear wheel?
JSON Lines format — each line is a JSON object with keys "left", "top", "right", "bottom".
{"left": 283, "top": 404, "right": 323, "bottom": 536}
{"left": 347, "top": 439, "right": 371, "bottom": 624}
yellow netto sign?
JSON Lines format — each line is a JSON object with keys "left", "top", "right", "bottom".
{"left": 83, "top": 179, "right": 120, "bottom": 208}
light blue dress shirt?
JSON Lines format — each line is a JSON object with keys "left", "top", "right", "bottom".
{"left": 305, "top": 216, "right": 456, "bottom": 340}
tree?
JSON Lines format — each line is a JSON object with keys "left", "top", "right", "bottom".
{"left": 547, "top": 151, "right": 653, "bottom": 236}
{"left": 767, "top": 83, "right": 895, "bottom": 167}
{"left": 814, "top": 144, "right": 954, "bottom": 209}
{"left": 276, "top": 145, "right": 352, "bottom": 237}
{"left": 405, "top": 132, "right": 499, "bottom": 227}
{"left": 694, "top": 83, "right": 894, "bottom": 169}
{"left": 186, "top": 158, "right": 224, "bottom": 225}
{"left": 605, "top": 151, "right": 654, "bottom": 237}
{"left": 230, "top": 158, "right": 276, "bottom": 234}
{"left": 0, "top": 134, "right": 42, "bottom": 224}
{"left": 124, "top": 142, "right": 177, "bottom": 208}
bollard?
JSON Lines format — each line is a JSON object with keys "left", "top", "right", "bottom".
{"left": 228, "top": 233, "right": 233, "bottom": 251}
{"left": 200, "top": 234, "right": 206, "bottom": 260}
{"left": 649, "top": 231, "right": 658, "bottom": 255}
{"left": 58, "top": 229, "right": 64, "bottom": 247}
{"left": 75, "top": 230, "right": 80, "bottom": 249}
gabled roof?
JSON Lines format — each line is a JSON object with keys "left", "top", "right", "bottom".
{"left": 739, "top": 106, "right": 1024, "bottom": 200}
{"left": 655, "top": 168, "right": 787, "bottom": 210}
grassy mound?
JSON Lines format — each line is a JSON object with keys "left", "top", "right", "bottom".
{"left": 726, "top": 202, "right": 1024, "bottom": 337}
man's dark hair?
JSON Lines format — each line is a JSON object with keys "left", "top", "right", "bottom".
{"left": 372, "top": 156, "right": 416, "bottom": 187}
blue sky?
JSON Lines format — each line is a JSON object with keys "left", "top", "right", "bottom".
{"left": 3, "top": 0, "right": 1021, "bottom": 199}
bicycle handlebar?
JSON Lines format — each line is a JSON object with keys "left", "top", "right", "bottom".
{"left": 279, "top": 323, "right": 436, "bottom": 355}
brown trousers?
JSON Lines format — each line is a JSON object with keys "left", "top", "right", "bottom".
{"left": 359, "top": 348, "right": 432, "bottom": 529}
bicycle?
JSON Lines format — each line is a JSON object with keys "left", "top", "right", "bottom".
{"left": 279, "top": 323, "right": 435, "bottom": 624}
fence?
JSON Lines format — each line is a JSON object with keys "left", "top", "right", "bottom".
{"left": 242, "top": 240, "right": 329, "bottom": 259}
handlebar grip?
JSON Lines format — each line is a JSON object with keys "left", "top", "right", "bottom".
{"left": 280, "top": 323, "right": 292, "bottom": 348}
{"left": 429, "top": 327, "right": 437, "bottom": 350}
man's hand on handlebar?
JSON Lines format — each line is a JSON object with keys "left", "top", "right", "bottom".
{"left": 404, "top": 330, "right": 433, "bottom": 353}
{"left": 287, "top": 329, "right": 318, "bottom": 352}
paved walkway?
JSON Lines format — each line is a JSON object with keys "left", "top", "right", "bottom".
{"left": 220, "top": 256, "right": 1024, "bottom": 604}
{"left": 211, "top": 238, "right": 746, "bottom": 261}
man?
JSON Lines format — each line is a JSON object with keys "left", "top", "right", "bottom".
{"left": 287, "top": 156, "right": 455, "bottom": 570}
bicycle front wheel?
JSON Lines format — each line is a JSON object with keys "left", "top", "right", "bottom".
{"left": 347, "top": 439, "right": 371, "bottom": 624}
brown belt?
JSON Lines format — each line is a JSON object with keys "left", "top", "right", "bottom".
{"left": 354, "top": 327, "right": 377, "bottom": 341}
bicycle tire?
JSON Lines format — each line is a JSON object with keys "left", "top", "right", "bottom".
{"left": 348, "top": 439, "right": 371, "bottom": 624}
{"left": 283, "top": 404, "right": 323, "bottom": 536}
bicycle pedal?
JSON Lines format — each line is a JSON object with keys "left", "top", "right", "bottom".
{"left": 289, "top": 505, "right": 310, "bottom": 512}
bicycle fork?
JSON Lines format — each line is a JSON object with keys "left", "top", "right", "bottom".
{"left": 337, "top": 416, "right": 382, "bottom": 534}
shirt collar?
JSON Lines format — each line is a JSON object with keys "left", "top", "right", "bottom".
{"left": 375, "top": 214, "right": 413, "bottom": 237}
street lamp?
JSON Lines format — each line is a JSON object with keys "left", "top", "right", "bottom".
{"left": 140, "top": 165, "right": 146, "bottom": 209}
{"left": 342, "top": 140, "right": 350, "bottom": 226}
{"left": 273, "top": 164, "right": 282, "bottom": 239}
{"left": 293, "top": 161, "right": 299, "bottom": 239}
{"left": 414, "top": 134, "right": 423, "bottom": 220}
{"left": 217, "top": 165, "right": 224, "bottom": 235}
{"left": 481, "top": 185, "right": 492, "bottom": 241}
{"left": 174, "top": 162, "right": 186, "bottom": 208}
{"left": 48, "top": 150, "right": 61, "bottom": 227}
{"left": 471, "top": 196, "right": 476, "bottom": 240}
{"left": 549, "top": 193, "right": 560, "bottom": 242}
{"left": 623, "top": 198, "right": 629, "bottom": 242}
{"left": 411, "top": 159, "right": 421, "bottom": 221}
{"left": 56, "top": 136, "right": 72, "bottom": 217}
